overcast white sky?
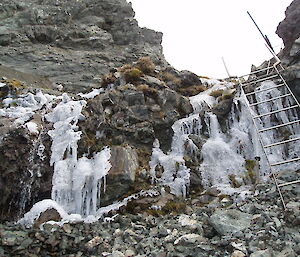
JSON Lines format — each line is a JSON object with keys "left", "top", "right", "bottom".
{"left": 128, "top": 0, "right": 293, "bottom": 78}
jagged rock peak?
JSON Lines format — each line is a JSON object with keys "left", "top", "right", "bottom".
{"left": 276, "top": 0, "right": 300, "bottom": 55}
{"left": 0, "top": 0, "right": 168, "bottom": 92}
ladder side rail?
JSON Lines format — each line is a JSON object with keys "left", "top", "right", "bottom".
{"left": 239, "top": 80, "right": 287, "bottom": 209}
{"left": 239, "top": 66, "right": 275, "bottom": 78}
{"left": 274, "top": 66, "right": 300, "bottom": 108}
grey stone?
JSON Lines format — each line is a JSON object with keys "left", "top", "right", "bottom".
{"left": 250, "top": 249, "right": 274, "bottom": 257}
{"left": 0, "top": 0, "right": 168, "bottom": 93}
{"left": 209, "top": 209, "right": 252, "bottom": 235}
{"left": 101, "top": 145, "right": 139, "bottom": 206}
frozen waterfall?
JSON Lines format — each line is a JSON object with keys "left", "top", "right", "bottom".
{"left": 46, "top": 93, "right": 111, "bottom": 216}
{"left": 150, "top": 79, "right": 300, "bottom": 197}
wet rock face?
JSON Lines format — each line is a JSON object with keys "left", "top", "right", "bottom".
{"left": 101, "top": 145, "right": 139, "bottom": 206}
{"left": 0, "top": 128, "right": 53, "bottom": 222}
{"left": 0, "top": 0, "right": 167, "bottom": 92}
{"left": 276, "top": 0, "right": 300, "bottom": 55}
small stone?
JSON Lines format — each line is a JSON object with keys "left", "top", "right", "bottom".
{"left": 174, "top": 233, "right": 206, "bottom": 245}
{"left": 62, "top": 223, "right": 72, "bottom": 234}
{"left": 231, "top": 250, "right": 246, "bottom": 257}
{"left": 85, "top": 236, "right": 102, "bottom": 249}
{"left": 111, "top": 251, "right": 125, "bottom": 257}
{"left": 124, "top": 249, "right": 135, "bottom": 257}
{"left": 250, "top": 249, "right": 272, "bottom": 257}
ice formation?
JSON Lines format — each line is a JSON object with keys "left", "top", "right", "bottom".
{"left": 0, "top": 90, "right": 56, "bottom": 125}
{"left": 150, "top": 79, "right": 300, "bottom": 196}
{"left": 77, "top": 88, "right": 104, "bottom": 99}
{"left": 45, "top": 93, "right": 112, "bottom": 216}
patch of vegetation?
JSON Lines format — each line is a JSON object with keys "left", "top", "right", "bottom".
{"left": 159, "top": 72, "right": 181, "bottom": 86}
{"left": 228, "top": 174, "right": 242, "bottom": 188}
{"left": 101, "top": 73, "right": 117, "bottom": 88}
{"left": 7, "top": 79, "right": 24, "bottom": 89}
{"left": 220, "top": 92, "right": 235, "bottom": 101}
{"left": 124, "top": 68, "right": 143, "bottom": 84}
{"left": 209, "top": 89, "right": 224, "bottom": 98}
{"left": 81, "top": 131, "right": 97, "bottom": 149}
{"left": 244, "top": 159, "right": 257, "bottom": 184}
{"left": 163, "top": 199, "right": 186, "bottom": 213}
{"left": 118, "top": 64, "right": 133, "bottom": 73}
{"left": 178, "top": 85, "right": 206, "bottom": 96}
{"left": 136, "top": 56, "right": 156, "bottom": 75}
{"left": 136, "top": 84, "right": 158, "bottom": 98}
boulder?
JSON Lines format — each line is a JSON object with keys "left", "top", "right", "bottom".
{"left": 209, "top": 209, "right": 252, "bottom": 235}
{"left": 101, "top": 145, "right": 139, "bottom": 206}
{"left": 250, "top": 249, "right": 273, "bottom": 257}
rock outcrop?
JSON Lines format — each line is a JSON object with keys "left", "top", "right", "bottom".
{"left": 0, "top": 0, "right": 167, "bottom": 92}
{"left": 276, "top": 0, "right": 300, "bottom": 58}
{"left": 275, "top": 0, "right": 300, "bottom": 100}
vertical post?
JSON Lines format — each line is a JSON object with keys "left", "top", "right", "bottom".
{"left": 222, "top": 56, "right": 231, "bottom": 78}
{"left": 247, "top": 11, "right": 275, "bottom": 54}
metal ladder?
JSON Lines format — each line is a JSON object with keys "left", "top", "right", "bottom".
{"left": 239, "top": 61, "right": 300, "bottom": 209}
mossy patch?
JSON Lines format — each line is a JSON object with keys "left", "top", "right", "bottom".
{"left": 159, "top": 72, "right": 181, "bottom": 86}
{"left": 6, "top": 79, "right": 24, "bottom": 89}
{"left": 209, "top": 89, "right": 224, "bottom": 98}
{"left": 124, "top": 68, "right": 143, "bottom": 84}
{"left": 136, "top": 84, "right": 158, "bottom": 98}
{"left": 101, "top": 73, "right": 117, "bottom": 88}
{"left": 228, "top": 174, "right": 242, "bottom": 188}
{"left": 178, "top": 85, "right": 206, "bottom": 96}
{"left": 136, "top": 56, "right": 156, "bottom": 75}
{"left": 244, "top": 159, "right": 257, "bottom": 184}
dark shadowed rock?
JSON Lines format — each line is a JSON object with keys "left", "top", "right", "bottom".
{"left": 276, "top": 0, "right": 300, "bottom": 54}
{"left": 101, "top": 145, "right": 139, "bottom": 206}
{"left": 33, "top": 208, "right": 62, "bottom": 228}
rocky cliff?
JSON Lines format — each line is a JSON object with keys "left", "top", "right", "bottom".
{"left": 0, "top": 0, "right": 209, "bottom": 221}
{"left": 276, "top": 0, "right": 300, "bottom": 98}
{"left": 0, "top": 1, "right": 300, "bottom": 257}
{"left": 0, "top": 0, "right": 167, "bottom": 92}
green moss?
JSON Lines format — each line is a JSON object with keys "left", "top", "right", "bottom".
{"left": 7, "top": 79, "right": 24, "bottom": 88}
{"left": 209, "top": 89, "right": 224, "bottom": 98}
{"left": 221, "top": 93, "right": 234, "bottom": 100}
{"left": 124, "top": 68, "right": 143, "bottom": 83}
{"left": 244, "top": 159, "right": 257, "bottom": 184}
{"left": 162, "top": 199, "right": 186, "bottom": 214}
{"left": 245, "top": 159, "right": 256, "bottom": 171}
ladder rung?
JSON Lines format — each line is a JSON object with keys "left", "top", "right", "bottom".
{"left": 270, "top": 157, "right": 300, "bottom": 167}
{"left": 253, "top": 105, "right": 299, "bottom": 118}
{"left": 258, "top": 119, "right": 300, "bottom": 133}
{"left": 278, "top": 180, "right": 300, "bottom": 187}
{"left": 242, "top": 74, "right": 279, "bottom": 86}
{"left": 245, "top": 83, "right": 285, "bottom": 96}
{"left": 264, "top": 137, "right": 300, "bottom": 148}
{"left": 249, "top": 93, "right": 291, "bottom": 107}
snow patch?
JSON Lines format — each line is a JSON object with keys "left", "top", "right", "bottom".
{"left": 25, "top": 121, "right": 39, "bottom": 135}
{"left": 78, "top": 88, "right": 104, "bottom": 99}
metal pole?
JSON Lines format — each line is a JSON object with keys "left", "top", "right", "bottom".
{"left": 247, "top": 11, "right": 275, "bottom": 54}
{"left": 222, "top": 56, "right": 231, "bottom": 78}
